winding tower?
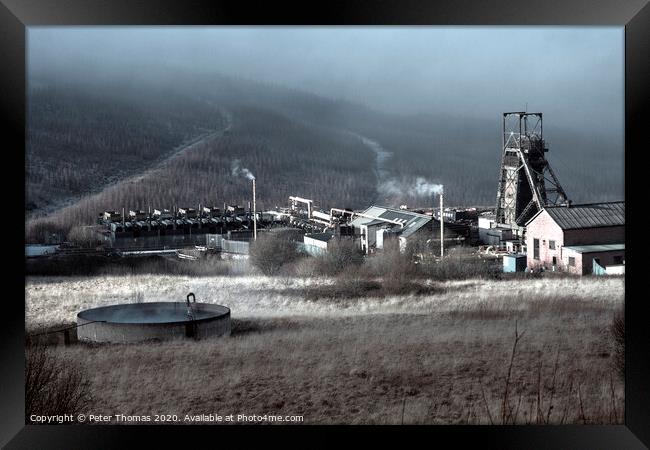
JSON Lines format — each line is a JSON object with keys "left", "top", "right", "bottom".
{"left": 495, "top": 112, "right": 569, "bottom": 228}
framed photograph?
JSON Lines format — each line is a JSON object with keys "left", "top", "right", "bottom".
{"left": 2, "top": 0, "right": 648, "bottom": 447}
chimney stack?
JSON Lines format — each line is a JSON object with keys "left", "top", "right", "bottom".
{"left": 252, "top": 178, "right": 257, "bottom": 241}
{"left": 439, "top": 187, "right": 444, "bottom": 259}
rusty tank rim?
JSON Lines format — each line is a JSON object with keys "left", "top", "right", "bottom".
{"left": 77, "top": 302, "right": 230, "bottom": 326}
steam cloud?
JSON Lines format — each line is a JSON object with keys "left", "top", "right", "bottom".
{"left": 231, "top": 159, "right": 255, "bottom": 180}
{"left": 379, "top": 177, "right": 443, "bottom": 198}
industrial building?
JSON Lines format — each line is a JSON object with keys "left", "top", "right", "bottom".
{"left": 54, "top": 111, "right": 619, "bottom": 276}
{"left": 438, "top": 207, "right": 479, "bottom": 223}
{"left": 478, "top": 212, "right": 518, "bottom": 248}
{"left": 350, "top": 206, "right": 470, "bottom": 254}
{"left": 524, "top": 201, "right": 625, "bottom": 274}
{"left": 303, "top": 233, "right": 335, "bottom": 255}
{"left": 97, "top": 204, "right": 280, "bottom": 250}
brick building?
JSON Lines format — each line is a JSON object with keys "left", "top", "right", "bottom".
{"left": 524, "top": 202, "right": 624, "bottom": 275}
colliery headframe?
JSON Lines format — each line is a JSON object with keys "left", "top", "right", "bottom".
{"left": 495, "top": 112, "right": 569, "bottom": 229}
{"left": 27, "top": 112, "right": 624, "bottom": 276}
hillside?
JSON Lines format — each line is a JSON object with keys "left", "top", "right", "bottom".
{"left": 199, "top": 74, "right": 624, "bottom": 206}
{"left": 25, "top": 96, "right": 377, "bottom": 242}
{"left": 26, "top": 82, "right": 227, "bottom": 217}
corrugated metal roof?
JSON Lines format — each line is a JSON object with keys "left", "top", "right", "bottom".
{"left": 563, "top": 243, "right": 625, "bottom": 254}
{"left": 350, "top": 206, "right": 432, "bottom": 238}
{"left": 543, "top": 202, "right": 624, "bottom": 230}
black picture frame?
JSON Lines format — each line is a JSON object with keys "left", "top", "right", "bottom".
{"left": 2, "top": 0, "right": 648, "bottom": 448}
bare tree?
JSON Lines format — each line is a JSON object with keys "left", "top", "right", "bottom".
{"left": 25, "top": 343, "right": 91, "bottom": 423}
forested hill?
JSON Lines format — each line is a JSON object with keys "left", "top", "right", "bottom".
{"left": 26, "top": 81, "right": 227, "bottom": 217}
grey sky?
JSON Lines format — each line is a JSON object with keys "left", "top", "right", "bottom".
{"left": 28, "top": 26, "right": 623, "bottom": 136}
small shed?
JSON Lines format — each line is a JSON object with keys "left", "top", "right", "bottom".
{"left": 503, "top": 254, "right": 527, "bottom": 273}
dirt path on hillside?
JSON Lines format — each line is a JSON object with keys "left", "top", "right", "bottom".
{"left": 28, "top": 108, "right": 232, "bottom": 220}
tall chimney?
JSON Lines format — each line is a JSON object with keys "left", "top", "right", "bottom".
{"left": 252, "top": 178, "right": 257, "bottom": 241}
{"left": 439, "top": 187, "right": 444, "bottom": 259}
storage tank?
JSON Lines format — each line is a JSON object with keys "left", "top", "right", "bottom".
{"left": 77, "top": 294, "right": 230, "bottom": 343}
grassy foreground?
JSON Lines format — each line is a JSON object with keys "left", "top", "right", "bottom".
{"left": 25, "top": 275, "right": 624, "bottom": 424}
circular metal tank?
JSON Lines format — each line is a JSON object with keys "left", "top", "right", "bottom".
{"left": 77, "top": 301, "right": 230, "bottom": 343}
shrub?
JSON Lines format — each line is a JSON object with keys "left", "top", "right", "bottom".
{"left": 361, "top": 244, "right": 415, "bottom": 279}
{"left": 302, "top": 276, "right": 383, "bottom": 300}
{"left": 25, "top": 220, "right": 68, "bottom": 244}
{"left": 249, "top": 230, "right": 301, "bottom": 275}
{"left": 610, "top": 310, "right": 624, "bottom": 380}
{"left": 418, "top": 246, "right": 501, "bottom": 281}
{"left": 25, "top": 343, "right": 91, "bottom": 423}
{"left": 313, "top": 238, "right": 364, "bottom": 276}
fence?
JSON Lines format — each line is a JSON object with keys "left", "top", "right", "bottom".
{"left": 109, "top": 233, "right": 250, "bottom": 254}
{"left": 221, "top": 239, "right": 250, "bottom": 255}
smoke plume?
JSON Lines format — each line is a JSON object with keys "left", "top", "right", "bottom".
{"left": 231, "top": 159, "right": 255, "bottom": 180}
{"left": 379, "top": 177, "right": 443, "bottom": 198}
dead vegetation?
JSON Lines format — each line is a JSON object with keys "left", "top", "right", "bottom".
{"left": 25, "top": 253, "right": 242, "bottom": 277}
{"left": 473, "top": 321, "right": 623, "bottom": 425}
{"left": 610, "top": 309, "right": 625, "bottom": 381}
{"left": 25, "top": 341, "right": 91, "bottom": 423}
{"left": 28, "top": 275, "right": 624, "bottom": 425}
{"left": 249, "top": 230, "right": 303, "bottom": 276}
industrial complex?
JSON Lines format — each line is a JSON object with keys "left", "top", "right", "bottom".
{"left": 29, "top": 112, "right": 625, "bottom": 276}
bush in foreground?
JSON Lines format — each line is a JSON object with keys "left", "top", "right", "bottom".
{"left": 25, "top": 343, "right": 91, "bottom": 423}
{"left": 610, "top": 310, "right": 624, "bottom": 380}
{"left": 312, "top": 238, "right": 364, "bottom": 276}
{"left": 249, "top": 230, "right": 302, "bottom": 275}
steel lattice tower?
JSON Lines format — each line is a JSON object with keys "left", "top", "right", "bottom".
{"left": 495, "top": 112, "right": 569, "bottom": 227}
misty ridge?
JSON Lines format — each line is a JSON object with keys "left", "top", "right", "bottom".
{"left": 25, "top": 28, "right": 624, "bottom": 238}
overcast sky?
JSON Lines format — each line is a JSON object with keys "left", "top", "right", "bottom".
{"left": 28, "top": 26, "right": 623, "bottom": 135}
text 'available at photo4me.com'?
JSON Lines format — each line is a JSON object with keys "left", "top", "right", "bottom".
{"left": 29, "top": 413, "right": 305, "bottom": 424}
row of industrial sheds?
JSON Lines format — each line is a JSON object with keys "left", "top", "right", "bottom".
{"left": 523, "top": 201, "right": 625, "bottom": 275}
{"left": 298, "top": 201, "right": 624, "bottom": 277}
{"left": 303, "top": 205, "right": 473, "bottom": 255}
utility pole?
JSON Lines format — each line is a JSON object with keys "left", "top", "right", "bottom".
{"left": 439, "top": 187, "right": 444, "bottom": 259}
{"left": 252, "top": 178, "right": 257, "bottom": 241}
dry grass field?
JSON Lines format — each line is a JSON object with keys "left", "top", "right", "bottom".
{"left": 25, "top": 274, "right": 624, "bottom": 425}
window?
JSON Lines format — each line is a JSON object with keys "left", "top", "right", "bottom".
{"left": 549, "top": 240, "right": 556, "bottom": 250}
{"left": 614, "top": 256, "right": 623, "bottom": 265}
{"left": 533, "top": 239, "right": 539, "bottom": 260}
{"left": 568, "top": 257, "right": 575, "bottom": 267}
